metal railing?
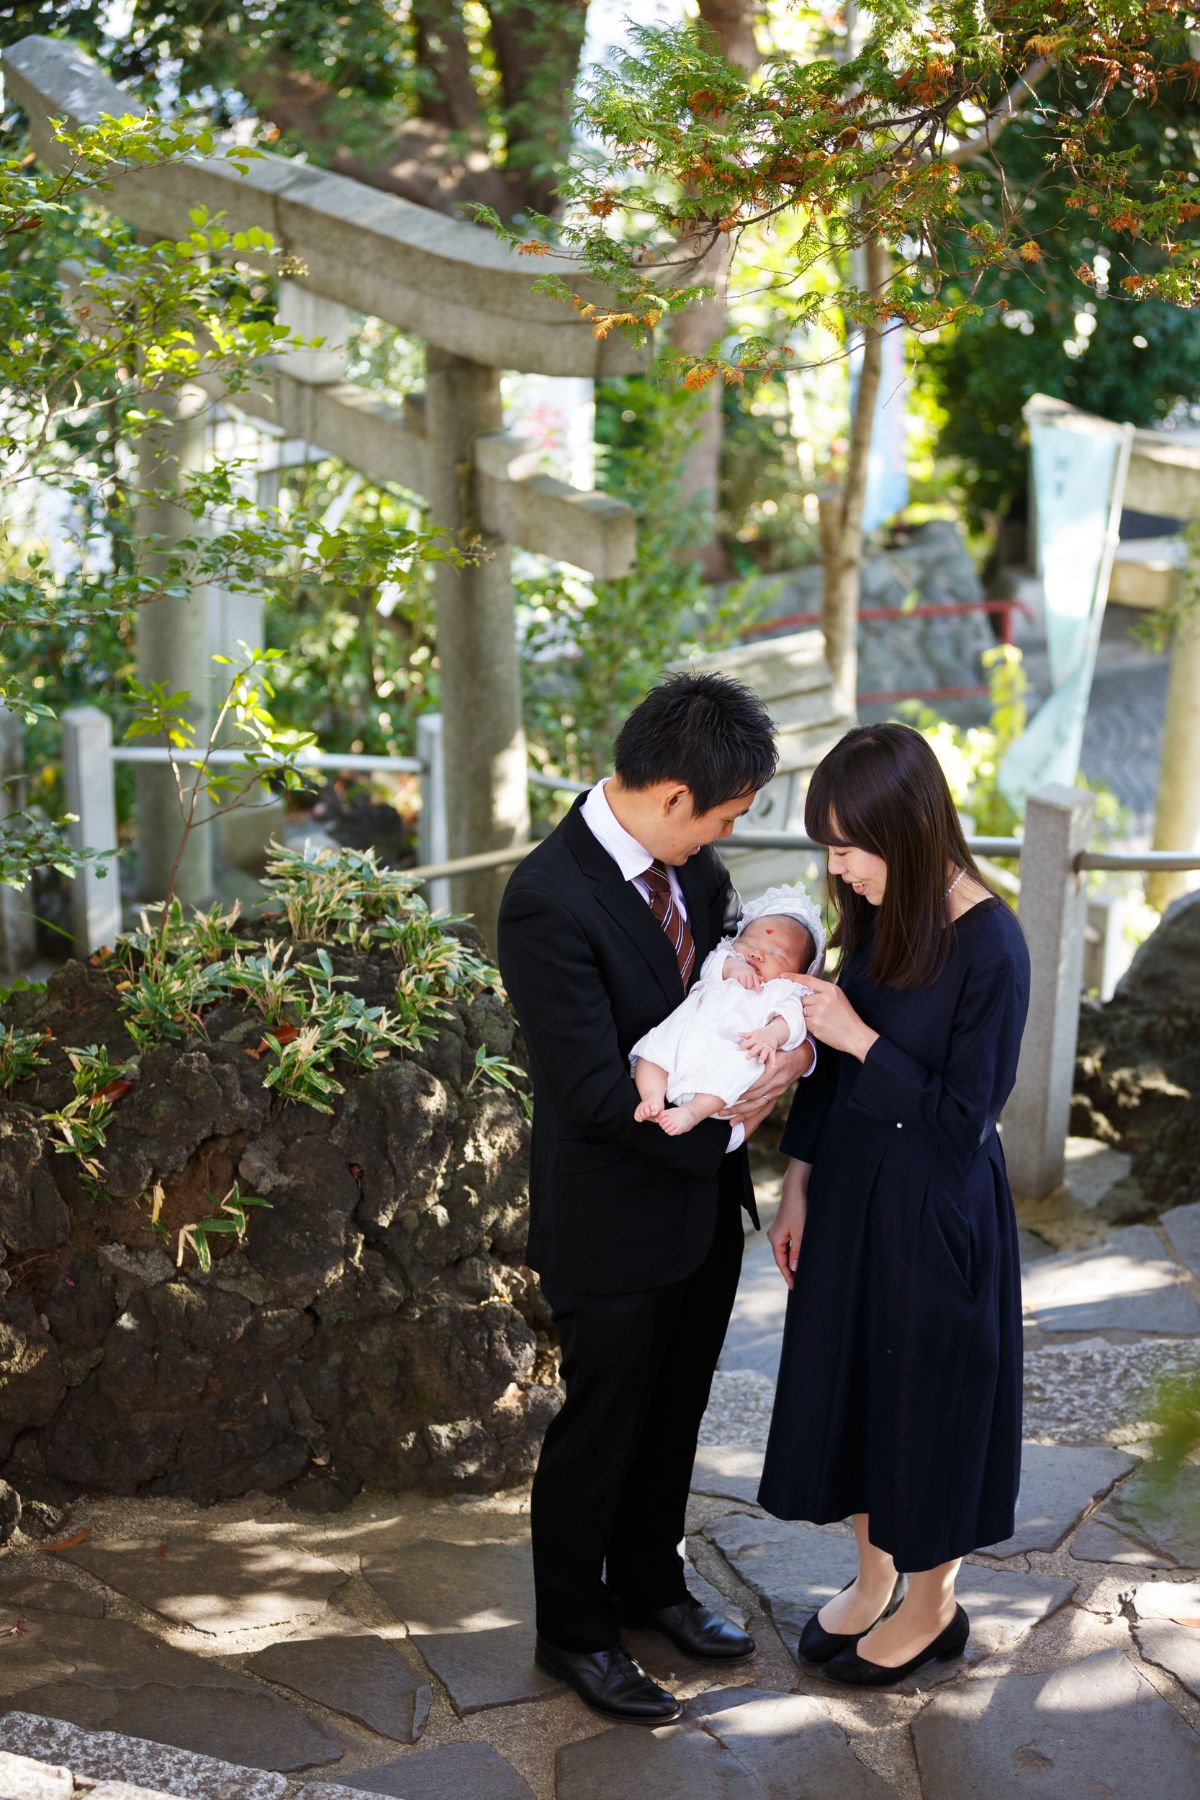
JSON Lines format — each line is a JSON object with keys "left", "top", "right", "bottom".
{"left": 61, "top": 708, "right": 1199, "bottom": 1204}
{"left": 61, "top": 707, "right": 450, "bottom": 951}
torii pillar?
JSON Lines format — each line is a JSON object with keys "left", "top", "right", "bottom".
{"left": 424, "top": 352, "right": 527, "bottom": 923}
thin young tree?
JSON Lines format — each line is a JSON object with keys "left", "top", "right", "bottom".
{"left": 504, "top": 0, "right": 1199, "bottom": 704}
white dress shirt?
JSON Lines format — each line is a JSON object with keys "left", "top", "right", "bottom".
{"left": 581, "top": 779, "right": 746, "bottom": 1152}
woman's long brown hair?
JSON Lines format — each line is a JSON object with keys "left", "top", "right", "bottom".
{"left": 804, "top": 723, "right": 992, "bottom": 990}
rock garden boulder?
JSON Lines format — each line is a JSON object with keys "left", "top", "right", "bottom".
{"left": 1072, "top": 891, "right": 1200, "bottom": 1214}
{"left": 0, "top": 846, "right": 556, "bottom": 1513}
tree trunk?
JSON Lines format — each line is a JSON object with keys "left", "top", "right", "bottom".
{"left": 489, "top": 0, "right": 589, "bottom": 218}
{"left": 232, "top": 2, "right": 589, "bottom": 223}
{"left": 666, "top": 0, "right": 760, "bottom": 579}
{"left": 820, "top": 233, "right": 889, "bottom": 714}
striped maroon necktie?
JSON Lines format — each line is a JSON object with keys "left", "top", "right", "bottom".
{"left": 643, "top": 860, "right": 696, "bottom": 990}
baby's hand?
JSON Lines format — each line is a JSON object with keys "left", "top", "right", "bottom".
{"left": 634, "top": 1095, "right": 664, "bottom": 1122}
{"left": 725, "top": 955, "right": 762, "bottom": 992}
{"left": 739, "top": 1028, "right": 780, "bottom": 1071}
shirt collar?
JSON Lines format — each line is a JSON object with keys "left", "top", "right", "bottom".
{"left": 580, "top": 778, "right": 656, "bottom": 884}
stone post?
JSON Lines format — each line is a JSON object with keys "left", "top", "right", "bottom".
{"left": 134, "top": 381, "right": 214, "bottom": 906}
{"left": 1006, "top": 784, "right": 1096, "bottom": 1199}
{"left": 424, "top": 349, "right": 530, "bottom": 933}
{"left": 62, "top": 707, "right": 122, "bottom": 954}
{"left": 0, "top": 707, "right": 36, "bottom": 974}
{"left": 1148, "top": 612, "right": 1200, "bottom": 913}
{"left": 416, "top": 711, "right": 451, "bottom": 917}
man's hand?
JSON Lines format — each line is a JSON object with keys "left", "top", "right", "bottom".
{"left": 723, "top": 1039, "right": 814, "bottom": 1126}
{"left": 724, "top": 954, "right": 761, "bottom": 992}
{"left": 728, "top": 1094, "right": 776, "bottom": 1141}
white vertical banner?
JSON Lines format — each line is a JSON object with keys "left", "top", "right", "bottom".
{"left": 850, "top": 321, "right": 910, "bottom": 532}
{"left": 998, "top": 399, "right": 1134, "bottom": 808}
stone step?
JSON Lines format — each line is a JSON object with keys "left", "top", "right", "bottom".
{"left": 1021, "top": 1225, "right": 1200, "bottom": 1333}
{"left": 0, "top": 1716, "right": 288, "bottom": 1800}
{"left": 0, "top": 1746, "right": 180, "bottom": 1800}
{"left": 0, "top": 1717, "right": 535, "bottom": 1800}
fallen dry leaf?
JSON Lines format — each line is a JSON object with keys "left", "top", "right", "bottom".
{"left": 39, "top": 1528, "right": 89, "bottom": 1553}
{"left": 247, "top": 1021, "right": 300, "bottom": 1059}
{"left": 91, "top": 1078, "right": 135, "bottom": 1107}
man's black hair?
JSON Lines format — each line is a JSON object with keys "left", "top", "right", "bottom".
{"left": 613, "top": 671, "right": 777, "bottom": 815}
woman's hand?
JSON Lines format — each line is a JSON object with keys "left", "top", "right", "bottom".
{"left": 768, "top": 1159, "right": 811, "bottom": 1289}
{"left": 799, "top": 975, "right": 879, "bottom": 1061}
{"left": 724, "top": 1040, "right": 815, "bottom": 1126}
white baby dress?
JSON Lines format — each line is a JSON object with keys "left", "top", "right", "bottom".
{"left": 629, "top": 941, "right": 811, "bottom": 1108}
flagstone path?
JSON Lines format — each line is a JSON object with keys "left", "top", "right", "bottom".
{"left": 1, "top": 1148, "right": 1198, "bottom": 1800}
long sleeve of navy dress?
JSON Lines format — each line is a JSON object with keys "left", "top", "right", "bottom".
{"left": 756, "top": 897, "right": 1031, "bottom": 1570}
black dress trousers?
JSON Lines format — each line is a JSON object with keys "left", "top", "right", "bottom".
{"left": 531, "top": 1190, "right": 744, "bottom": 1651}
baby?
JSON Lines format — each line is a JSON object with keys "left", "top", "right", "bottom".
{"left": 630, "top": 883, "right": 826, "bottom": 1136}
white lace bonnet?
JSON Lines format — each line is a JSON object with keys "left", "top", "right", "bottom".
{"left": 739, "top": 883, "right": 826, "bottom": 975}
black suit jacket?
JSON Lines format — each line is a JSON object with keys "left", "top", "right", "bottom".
{"left": 497, "top": 794, "right": 758, "bottom": 1294}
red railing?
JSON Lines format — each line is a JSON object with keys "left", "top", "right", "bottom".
{"left": 741, "top": 597, "right": 1035, "bottom": 705}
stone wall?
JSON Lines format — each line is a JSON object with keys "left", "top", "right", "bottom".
{"left": 748, "top": 520, "right": 994, "bottom": 696}
{"left": 0, "top": 946, "right": 556, "bottom": 1518}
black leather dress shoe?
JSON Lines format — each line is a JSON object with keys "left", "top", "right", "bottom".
{"left": 616, "top": 1596, "right": 756, "bottom": 1661}
{"left": 822, "top": 1604, "right": 970, "bottom": 1687}
{"left": 797, "top": 1577, "right": 903, "bottom": 1664}
{"left": 534, "top": 1635, "right": 682, "bottom": 1724}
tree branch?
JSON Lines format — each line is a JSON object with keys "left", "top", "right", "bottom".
{"left": 929, "top": 57, "right": 1053, "bottom": 165}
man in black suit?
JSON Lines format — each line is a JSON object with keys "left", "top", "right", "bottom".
{"left": 498, "top": 672, "right": 817, "bottom": 1724}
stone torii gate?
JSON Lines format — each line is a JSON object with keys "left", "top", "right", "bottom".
{"left": 3, "top": 35, "right": 643, "bottom": 922}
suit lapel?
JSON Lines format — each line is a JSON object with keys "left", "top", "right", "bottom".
{"left": 563, "top": 800, "right": 685, "bottom": 1008}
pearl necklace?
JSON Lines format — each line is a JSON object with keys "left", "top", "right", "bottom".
{"left": 946, "top": 866, "right": 967, "bottom": 900}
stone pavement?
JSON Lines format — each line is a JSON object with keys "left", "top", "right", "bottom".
{"left": 1, "top": 1151, "right": 1199, "bottom": 1799}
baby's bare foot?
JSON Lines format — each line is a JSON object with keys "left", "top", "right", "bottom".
{"left": 634, "top": 1096, "right": 664, "bottom": 1122}
{"left": 658, "top": 1104, "right": 698, "bottom": 1136}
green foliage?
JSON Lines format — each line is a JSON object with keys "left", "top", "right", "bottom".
{"left": 906, "top": 644, "right": 1126, "bottom": 851}
{"left": 176, "top": 1182, "right": 272, "bottom": 1274}
{"left": 40, "top": 1042, "right": 132, "bottom": 1184}
{"left": 0, "top": 1021, "right": 50, "bottom": 1088}
{"left": 1134, "top": 518, "right": 1200, "bottom": 652}
{"left": 27, "top": 845, "right": 513, "bottom": 1238}
{"left": 918, "top": 72, "right": 1200, "bottom": 528}
{"left": 0, "top": 109, "right": 452, "bottom": 902}
{"left": 259, "top": 454, "right": 439, "bottom": 763}
{"left": 520, "top": 377, "right": 765, "bottom": 785}
{"left": 467, "top": 1043, "right": 533, "bottom": 1120}
{"left": 1141, "top": 1362, "right": 1200, "bottom": 1526}
{"left": 905, "top": 645, "right": 1028, "bottom": 837}
{"left": 8, "top": 0, "right": 587, "bottom": 223}
{"left": 117, "top": 937, "right": 235, "bottom": 1047}
{"left": 486, "top": 6, "right": 1200, "bottom": 386}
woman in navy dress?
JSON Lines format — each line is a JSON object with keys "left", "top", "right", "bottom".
{"left": 754, "top": 723, "right": 1030, "bottom": 1686}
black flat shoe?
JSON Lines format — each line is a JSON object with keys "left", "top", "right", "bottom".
{"left": 616, "top": 1596, "right": 756, "bottom": 1662}
{"left": 797, "top": 1577, "right": 904, "bottom": 1664}
{"left": 822, "top": 1604, "right": 970, "bottom": 1687}
{"left": 534, "top": 1635, "right": 682, "bottom": 1724}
